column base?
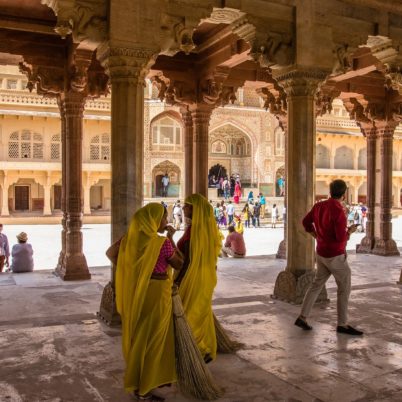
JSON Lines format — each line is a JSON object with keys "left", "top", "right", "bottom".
{"left": 371, "top": 238, "right": 400, "bottom": 256}
{"left": 272, "top": 270, "right": 328, "bottom": 305}
{"left": 356, "top": 236, "right": 375, "bottom": 254}
{"left": 276, "top": 239, "right": 286, "bottom": 259}
{"left": 56, "top": 254, "right": 91, "bottom": 281}
{"left": 97, "top": 281, "right": 121, "bottom": 326}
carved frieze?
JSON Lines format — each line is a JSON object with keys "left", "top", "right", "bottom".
{"left": 332, "top": 44, "right": 354, "bottom": 75}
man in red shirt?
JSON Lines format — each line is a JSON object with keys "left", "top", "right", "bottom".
{"left": 294, "top": 180, "right": 363, "bottom": 336}
{"left": 222, "top": 226, "right": 246, "bottom": 258}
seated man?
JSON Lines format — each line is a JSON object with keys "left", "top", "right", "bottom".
{"left": 221, "top": 226, "right": 246, "bottom": 258}
{"left": 10, "top": 232, "right": 34, "bottom": 273}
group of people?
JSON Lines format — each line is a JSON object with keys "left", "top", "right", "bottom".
{"left": 209, "top": 174, "right": 242, "bottom": 202}
{"left": 0, "top": 224, "right": 34, "bottom": 274}
{"left": 346, "top": 202, "right": 367, "bottom": 232}
{"left": 115, "top": 194, "right": 223, "bottom": 401}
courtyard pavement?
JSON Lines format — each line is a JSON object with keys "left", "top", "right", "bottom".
{"left": 0, "top": 230, "right": 401, "bottom": 401}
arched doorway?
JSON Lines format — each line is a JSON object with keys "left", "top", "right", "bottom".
{"left": 275, "top": 166, "right": 285, "bottom": 196}
{"left": 209, "top": 164, "right": 227, "bottom": 181}
{"left": 152, "top": 161, "right": 181, "bottom": 198}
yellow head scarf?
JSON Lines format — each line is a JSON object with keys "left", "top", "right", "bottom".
{"left": 115, "top": 203, "right": 166, "bottom": 361}
{"left": 179, "top": 194, "right": 222, "bottom": 359}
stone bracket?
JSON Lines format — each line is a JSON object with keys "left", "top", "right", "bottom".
{"left": 97, "top": 281, "right": 121, "bottom": 326}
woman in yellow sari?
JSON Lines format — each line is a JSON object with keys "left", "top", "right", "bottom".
{"left": 115, "top": 203, "right": 183, "bottom": 401}
{"left": 173, "top": 194, "right": 222, "bottom": 362}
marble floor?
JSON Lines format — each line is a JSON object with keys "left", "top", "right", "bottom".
{"left": 0, "top": 252, "right": 401, "bottom": 402}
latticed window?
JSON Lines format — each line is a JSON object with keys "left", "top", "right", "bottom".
{"left": 152, "top": 117, "right": 181, "bottom": 146}
{"left": 8, "top": 130, "right": 44, "bottom": 159}
{"left": 51, "top": 134, "right": 61, "bottom": 160}
{"left": 90, "top": 133, "right": 110, "bottom": 161}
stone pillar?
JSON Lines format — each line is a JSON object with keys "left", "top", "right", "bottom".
{"left": 190, "top": 105, "right": 212, "bottom": 197}
{"left": 56, "top": 96, "right": 67, "bottom": 273}
{"left": 181, "top": 108, "right": 194, "bottom": 197}
{"left": 97, "top": 47, "right": 156, "bottom": 325}
{"left": 57, "top": 91, "right": 90, "bottom": 280}
{"left": 276, "top": 119, "right": 287, "bottom": 260}
{"left": 83, "top": 173, "right": 91, "bottom": 215}
{"left": 1, "top": 176, "right": 9, "bottom": 216}
{"left": 357, "top": 123, "right": 377, "bottom": 253}
{"left": 272, "top": 69, "right": 328, "bottom": 304}
{"left": 372, "top": 122, "right": 399, "bottom": 256}
{"left": 43, "top": 174, "right": 52, "bottom": 216}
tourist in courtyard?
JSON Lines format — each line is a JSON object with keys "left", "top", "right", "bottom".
{"left": 172, "top": 194, "right": 222, "bottom": 362}
{"left": 252, "top": 201, "right": 261, "bottom": 228}
{"left": 230, "top": 175, "right": 236, "bottom": 197}
{"left": 0, "top": 224, "right": 10, "bottom": 273}
{"left": 242, "top": 203, "right": 251, "bottom": 228}
{"left": 223, "top": 177, "right": 230, "bottom": 200}
{"left": 234, "top": 181, "right": 242, "bottom": 204}
{"left": 10, "top": 232, "right": 34, "bottom": 273}
{"left": 226, "top": 200, "right": 235, "bottom": 225}
{"left": 277, "top": 176, "right": 285, "bottom": 196}
{"left": 259, "top": 193, "right": 266, "bottom": 218}
{"left": 115, "top": 203, "right": 183, "bottom": 400}
{"left": 172, "top": 200, "right": 182, "bottom": 230}
{"left": 161, "top": 173, "right": 169, "bottom": 197}
{"left": 294, "top": 179, "right": 363, "bottom": 336}
{"left": 271, "top": 204, "right": 279, "bottom": 228}
{"left": 247, "top": 190, "right": 254, "bottom": 204}
{"left": 221, "top": 225, "right": 246, "bottom": 258}
{"left": 282, "top": 205, "right": 286, "bottom": 223}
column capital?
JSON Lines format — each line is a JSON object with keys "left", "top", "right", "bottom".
{"left": 189, "top": 104, "right": 213, "bottom": 124}
{"left": 272, "top": 67, "right": 329, "bottom": 97}
{"left": 62, "top": 90, "right": 86, "bottom": 119}
{"left": 98, "top": 43, "right": 158, "bottom": 83}
{"left": 180, "top": 107, "right": 193, "bottom": 127}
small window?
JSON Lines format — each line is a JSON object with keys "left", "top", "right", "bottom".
{"left": 90, "top": 133, "right": 110, "bottom": 161}
{"left": 6, "top": 79, "right": 17, "bottom": 90}
{"left": 151, "top": 116, "right": 182, "bottom": 148}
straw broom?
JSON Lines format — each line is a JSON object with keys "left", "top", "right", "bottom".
{"left": 213, "top": 313, "right": 243, "bottom": 354}
{"left": 172, "top": 285, "right": 223, "bottom": 400}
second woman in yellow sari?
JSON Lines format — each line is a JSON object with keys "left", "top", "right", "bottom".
{"left": 173, "top": 194, "right": 222, "bottom": 362}
{"left": 115, "top": 203, "right": 183, "bottom": 401}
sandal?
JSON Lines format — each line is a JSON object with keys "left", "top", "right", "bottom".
{"left": 134, "top": 392, "right": 165, "bottom": 401}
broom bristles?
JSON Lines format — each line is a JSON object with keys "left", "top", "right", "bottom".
{"left": 172, "top": 288, "right": 223, "bottom": 400}
{"left": 214, "top": 313, "right": 243, "bottom": 353}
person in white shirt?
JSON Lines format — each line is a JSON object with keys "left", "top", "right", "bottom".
{"left": 10, "top": 232, "right": 34, "bottom": 273}
{"left": 271, "top": 204, "right": 279, "bottom": 228}
{"left": 226, "top": 200, "right": 235, "bottom": 225}
{"left": 161, "top": 173, "right": 169, "bottom": 197}
{"left": 173, "top": 200, "right": 183, "bottom": 230}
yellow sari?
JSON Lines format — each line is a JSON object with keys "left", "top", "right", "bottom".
{"left": 178, "top": 194, "right": 222, "bottom": 360}
{"left": 115, "top": 203, "right": 176, "bottom": 395}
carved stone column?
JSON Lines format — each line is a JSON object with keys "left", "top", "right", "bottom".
{"left": 57, "top": 91, "right": 91, "bottom": 281}
{"left": 83, "top": 173, "right": 91, "bottom": 215}
{"left": 1, "top": 175, "right": 9, "bottom": 216}
{"left": 190, "top": 105, "right": 213, "bottom": 197}
{"left": 56, "top": 96, "right": 67, "bottom": 273}
{"left": 357, "top": 123, "right": 377, "bottom": 253}
{"left": 97, "top": 46, "right": 156, "bottom": 325}
{"left": 181, "top": 107, "right": 194, "bottom": 197}
{"left": 272, "top": 68, "right": 328, "bottom": 304}
{"left": 43, "top": 173, "right": 52, "bottom": 216}
{"left": 276, "top": 118, "right": 287, "bottom": 260}
{"left": 372, "top": 121, "right": 400, "bottom": 256}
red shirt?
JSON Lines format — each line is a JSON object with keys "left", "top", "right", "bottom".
{"left": 224, "top": 232, "right": 246, "bottom": 255}
{"left": 302, "top": 198, "right": 348, "bottom": 258}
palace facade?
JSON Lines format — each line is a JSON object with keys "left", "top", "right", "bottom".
{"left": 1, "top": 65, "right": 402, "bottom": 217}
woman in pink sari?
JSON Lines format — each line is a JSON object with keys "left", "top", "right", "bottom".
{"left": 234, "top": 181, "right": 242, "bottom": 204}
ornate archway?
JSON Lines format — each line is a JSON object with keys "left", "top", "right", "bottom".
{"left": 152, "top": 160, "right": 181, "bottom": 198}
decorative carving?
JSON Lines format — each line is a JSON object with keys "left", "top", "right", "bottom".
{"left": 42, "top": 0, "right": 107, "bottom": 44}
{"left": 276, "top": 239, "right": 286, "bottom": 259}
{"left": 295, "top": 271, "right": 328, "bottom": 305}
{"left": 251, "top": 32, "right": 294, "bottom": 68}
{"left": 385, "top": 64, "right": 402, "bottom": 94}
{"left": 332, "top": 44, "right": 353, "bottom": 75}
{"left": 273, "top": 68, "right": 328, "bottom": 97}
{"left": 97, "top": 281, "right": 121, "bottom": 326}
{"left": 272, "top": 271, "right": 297, "bottom": 303}
{"left": 257, "top": 86, "right": 287, "bottom": 116}
{"left": 205, "top": 8, "right": 246, "bottom": 24}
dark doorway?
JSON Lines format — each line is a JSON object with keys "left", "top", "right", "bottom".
{"left": 54, "top": 185, "right": 62, "bottom": 209}
{"left": 209, "top": 164, "right": 227, "bottom": 180}
{"left": 15, "top": 185, "right": 29, "bottom": 211}
{"left": 155, "top": 174, "right": 164, "bottom": 197}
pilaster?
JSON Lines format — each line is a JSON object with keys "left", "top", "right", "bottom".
{"left": 83, "top": 173, "right": 91, "bottom": 215}
{"left": 180, "top": 107, "right": 194, "bottom": 197}
{"left": 272, "top": 67, "right": 329, "bottom": 304}
{"left": 190, "top": 105, "right": 213, "bottom": 197}
{"left": 372, "top": 121, "right": 400, "bottom": 256}
{"left": 43, "top": 173, "right": 52, "bottom": 216}
{"left": 1, "top": 174, "right": 9, "bottom": 216}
